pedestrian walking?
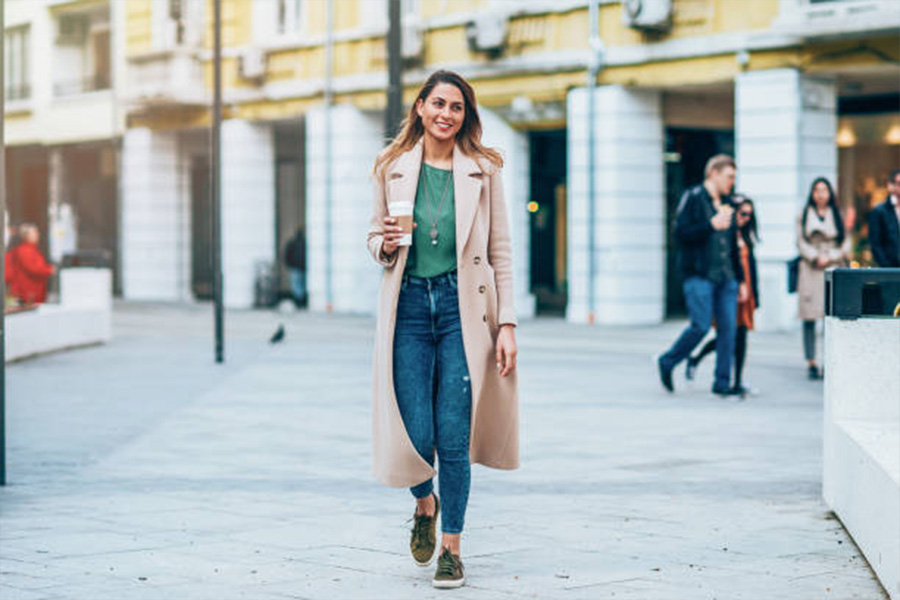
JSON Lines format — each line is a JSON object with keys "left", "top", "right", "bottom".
{"left": 367, "top": 70, "right": 518, "bottom": 589}
{"left": 797, "top": 177, "right": 851, "bottom": 380}
{"left": 7, "top": 223, "right": 56, "bottom": 305}
{"left": 686, "top": 195, "right": 760, "bottom": 396}
{"left": 867, "top": 168, "right": 900, "bottom": 268}
{"left": 657, "top": 154, "right": 744, "bottom": 398}
{"left": 283, "top": 227, "right": 307, "bottom": 306}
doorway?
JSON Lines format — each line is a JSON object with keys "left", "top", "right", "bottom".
{"left": 529, "top": 130, "right": 568, "bottom": 316}
{"left": 275, "top": 122, "right": 305, "bottom": 305}
{"left": 190, "top": 155, "right": 213, "bottom": 300}
{"left": 665, "top": 127, "right": 734, "bottom": 317}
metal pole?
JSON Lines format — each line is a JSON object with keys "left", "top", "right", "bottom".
{"left": 385, "top": 0, "right": 403, "bottom": 142}
{"left": 212, "top": 0, "right": 224, "bottom": 362}
{"left": 324, "top": 0, "right": 334, "bottom": 312}
{"left": 586, "top": 0, "right": 601, "bottom": 325}
{"left": 1, "top": 0, "right": 7, "bottom": 486}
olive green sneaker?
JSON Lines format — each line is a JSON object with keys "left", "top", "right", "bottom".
{"left": 410, "top": 494, "right": 440, "bottom": 567}
{"left": 432, "top": 547, "right": 465, "bottom": 589}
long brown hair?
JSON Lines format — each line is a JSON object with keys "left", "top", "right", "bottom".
{"left": 373, "top": 70, "right": 503, "bottom": 176}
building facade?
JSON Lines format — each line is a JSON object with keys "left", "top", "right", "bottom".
{"left": 7, "top": 0, "right": 899, "bottom": 326}
{"left": 4, "top": 0, "right": 126, "bottom": 292}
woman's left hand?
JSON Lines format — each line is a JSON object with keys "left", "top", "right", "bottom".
{"left": 495, "top": 325, "right": 517, "bottom": 377}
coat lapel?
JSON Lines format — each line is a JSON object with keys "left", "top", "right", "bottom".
{"left": 453, "top": 145, "right": 483, "bottom": 259}
{"left": 386, "top": 141, "right": 424, "bottom": 267}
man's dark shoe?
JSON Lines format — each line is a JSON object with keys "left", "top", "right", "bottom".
{"left": 410, "top": 494, "right": 440, "bottom": 567}
{"left": 685, "top": 356, "right": 698, "bottom": 381}
{"left": 712, "top": 385, "right": 741, "bottom": 398}
{"left": 433, "top": 547, "right": 465, "bottom": 589}
{"left": 808, "top": 365, "right": 824, "bottom": 380}
{"left": 657, "top": 356, "right": 674, "bottom": 393}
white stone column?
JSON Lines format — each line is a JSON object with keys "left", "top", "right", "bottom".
{"left": 221, "top": 119, "right": 276, "bottom": 308}
{"left": 480, "top": 108, "right": 535, "bottom": 319}
{"left": 736, "top": 69, "right": 837, "bottom": 332}
{"left": 121, "top": 127, "right": 182, "bottom": 301}
{"left": 566, "top": 85, "right": 665, "bottom": 325}
{"left": 305, "top": 104, "right": 383, "bottom": 314}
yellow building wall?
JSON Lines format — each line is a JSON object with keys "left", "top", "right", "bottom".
{"left": 125, "top": 0, "right": 153, "bottom": 56}
{"left": 128, "top": 0, "right": 895, "bottom": 129}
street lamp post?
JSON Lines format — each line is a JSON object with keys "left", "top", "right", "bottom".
{"left": 586, "top": 0, "right": 604, "bottom": 325}
{"left": 212, "top": 0, "right": 224, "bottom": 362}
{"left": 324, "top": 0, "right": 334, "bottom": 313}
{"left": 1, "top": 0, "right": 8, "bottom": 485}
{"left": 385, "top": 0, "right": 403, "bottom": 142}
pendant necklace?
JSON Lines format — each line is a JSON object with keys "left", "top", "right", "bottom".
{"left": 422, "top": 165, "right": 453, "bottom": 247}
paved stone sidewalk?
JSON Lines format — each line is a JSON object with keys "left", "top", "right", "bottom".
{"left": 0, "top": 303, "right": 887, "bottom": 599}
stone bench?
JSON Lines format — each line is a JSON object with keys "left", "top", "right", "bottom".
{"left": 824, "top": 317, "right": 900, "bottom": 600}
{"left": 5, "top": 268, "right": 112, "bottom": 363}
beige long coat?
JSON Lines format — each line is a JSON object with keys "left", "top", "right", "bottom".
{"left": 796, "top": 205, "right": 851, "bottom": 320}
{"left": 367, "top": 140, "right": 519, "bottom": 488}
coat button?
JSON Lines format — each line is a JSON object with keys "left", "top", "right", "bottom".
{"left": 483, "top": 315, "right": 487, "bottom": 322}
{"left": 473, "top": 257, "right": 481, "bottom": 265}
{"left": 478, "top": 285, "right": 485, "bottom": 293}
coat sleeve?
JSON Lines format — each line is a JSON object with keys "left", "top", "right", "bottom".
{"left": 796, "top": 212, "right": 819, "bottom": 262}
{"left": 17, "top": 246, "right": 54, "bottom": 278}
{"left": 487, "top": 169, "right": 517, "bottom": 327}
{"left": 367, "top": 167, "right": 399, "bottom": 269}
{"left": 868, "top": 208, "right": 889, "bottom": 267}
{"left": 674, "top": 191, "right": 713, "bottom": 245}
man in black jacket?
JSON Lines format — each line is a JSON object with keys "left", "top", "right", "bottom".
{"left": 657, "top": 155, "right": 744, "bottom": 397}
{"left": 868, "top": 169, "right": 900, "bottom": 268}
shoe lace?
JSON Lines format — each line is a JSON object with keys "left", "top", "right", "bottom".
{"left": 410, "top": 514, "right": 432, "bottom": 549}
{"left": 436, "top": 550, "right": 461, "bottom": 578}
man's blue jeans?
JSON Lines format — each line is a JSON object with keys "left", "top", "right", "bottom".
{"left": 393, "top": 270, "right": 471, "bottom": 535}
{"left": 661, "top": 276, "right": 738, "bottom": 391}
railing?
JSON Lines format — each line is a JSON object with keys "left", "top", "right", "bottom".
{"left": 53, "top": 73, "right": 111, "bottom": 97}
{"left": 4, "top": 84, "right": 31, "bottom": 102}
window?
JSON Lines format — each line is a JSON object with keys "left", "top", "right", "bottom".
{"left": 277, "top": 0, "right": 303, "bottom": 35}
{"left": 4, "top": 26, "right": 30, "bottom": 101}
{"left": 53, "top": 8, "right": 111, "bottom": 96}
{"left": 152, "top": 0, "right": 201, "bottom": 49}
{"left": 401, "top": 0, "right": 420, "bottom": 20}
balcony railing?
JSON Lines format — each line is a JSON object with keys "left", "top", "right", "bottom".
{"left": 4, "top": 84, "right": 31, "bottom": 102}
{"left": 53, "top": 73, "right": 111, "bottom": 97}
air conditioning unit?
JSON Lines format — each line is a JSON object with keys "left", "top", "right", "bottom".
{"left": 622, "top": 0, "right": 673, "bottom": 32}
{"left": 401, "top": 22, "right": 424, "bottom": 62}
{"left": 239, "top": 47, "right": 266, "bottom": 82}
{"left": 466, "top": 12, "right": 508, "bottom": 56}
{"left": 57, "top": 14, "right": 89, "bottom": 45}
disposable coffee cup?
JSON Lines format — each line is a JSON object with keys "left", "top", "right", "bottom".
{"left": 389, "top": 201, "right": 413, "bottom": 246}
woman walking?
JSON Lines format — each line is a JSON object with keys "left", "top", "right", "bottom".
{"left": 686, "top": 196, "right": 760, "bottom": 396}
{"left": 797, "top": 177, "right": 850, "bottom": 380}
{"left": 367, "top": 70, "right": 519, "bottom": 589}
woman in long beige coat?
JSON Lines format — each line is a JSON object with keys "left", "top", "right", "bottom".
{"left": 367, "top": 70, "right": 518, "bottom": 589}
{"left": 796, "top": 177, "right": 850, "bottom": 380}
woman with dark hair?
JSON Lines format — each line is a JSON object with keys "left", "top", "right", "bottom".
{"left": 797, "top": 177, "right": 850, "bottom": 380}
{"left": 685, "top": 196, "right": 760, "bottom": 396}
{"left": 367, "top": 70, "right": 518, "bottom": 589}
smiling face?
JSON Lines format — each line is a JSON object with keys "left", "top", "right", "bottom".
{"left": 416, "top": 82, "right": 465, "bottom": 144}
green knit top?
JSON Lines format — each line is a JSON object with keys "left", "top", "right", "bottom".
{"left": 405, "top": 163, "right": 457, "bottom": 278}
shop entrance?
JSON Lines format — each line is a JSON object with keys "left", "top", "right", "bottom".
{"left": 274, "top": 122, "right": 305, "bottom": 305}
{"left": 528, "top": 129, "right": 567, "bottom": 316}
{"left": 665, "top": 127, "right": 734, "bottom": 317}
{"left": 190, "top": 156, "right": 213, "bottom": 300}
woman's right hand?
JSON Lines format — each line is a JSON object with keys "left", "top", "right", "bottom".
{"left": 381, "top": 216, "right": 405, "bottom": 257}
